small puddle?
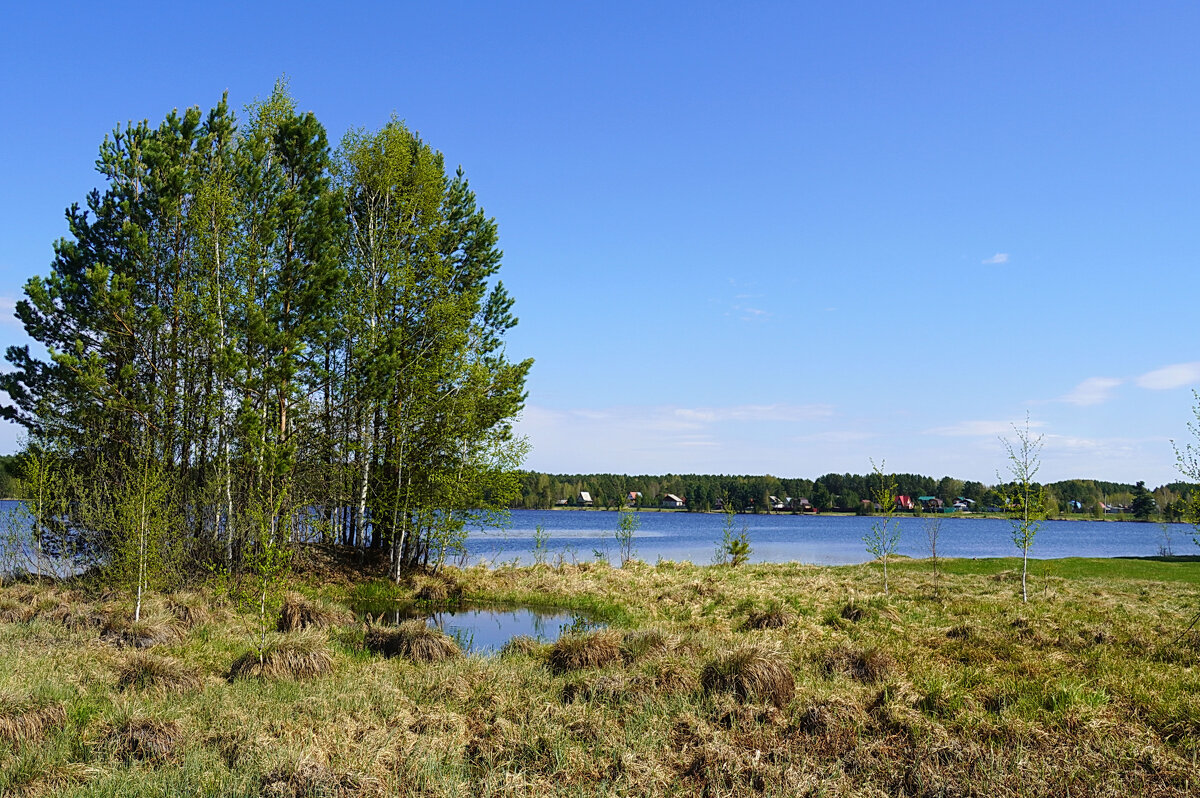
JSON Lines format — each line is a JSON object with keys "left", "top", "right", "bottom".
{"left": 357, "top": 603, "right": 604, "bottom": 655}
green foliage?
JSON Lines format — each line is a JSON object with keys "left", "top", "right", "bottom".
{"left": 1131, "top": 481, "right": 1157, "bottom": 521}
{"left": 531, "top": 524, "right": 550, "bottom": 566}
{"left": 0, "top": 82, "right": 530, "bottom": 584}
{"left": 94, "top": 442, "right": 178, "bottom": 621}
{"left": 615, "top": 504, "right": 639, "bottom": 566}
{"left": 1175, "top": 392, "right": 1200, "bottom": 550}
{"left": 514, "top": 470, "right": 1161, "bottom": 518}
{"left": 1001, "top": 415, "right": 1046, "bottom": 603}
{"left": 0, "top": 455, "right": 18, "bottom": 498}
{"left": 8, "top": 434, "right": 76, "bottom": 580}
{"left": 863, "top": 460, "right": 901, "bottom": 596}
{"left": 810, "top": 482, "right": 832, "bottom": 512}
{"left": 714, "top": 497, "right": 751, "bottom": 566}
{"left": 925, "top": 516, "right": 943, "bottom": 596}
{"left": 244, "top": 495, "right": 292, "bottom": 662}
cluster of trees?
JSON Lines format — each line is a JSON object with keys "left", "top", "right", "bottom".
{"left": 1, "top": 83, "right": 531, "bottom": 584}
{"left": 0, "top": 455, "right": 18, "bottom": 498}
{"left": 513, "top": 470, "right": 1194, "bottom": 519}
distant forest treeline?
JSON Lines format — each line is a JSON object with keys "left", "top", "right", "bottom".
{"left": 514, "top": 470, "right": 1197, "bottom": 519}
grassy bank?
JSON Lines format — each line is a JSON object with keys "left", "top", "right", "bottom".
{"left": 1, "top": 554, "right": 1198, "bottom": 796}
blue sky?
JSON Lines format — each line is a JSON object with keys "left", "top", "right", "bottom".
{"left": 2, "top": 2, "right": 1198, "bottom": 485}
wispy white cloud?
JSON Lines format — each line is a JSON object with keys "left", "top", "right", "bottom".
{"left": 514, "top": 402, "right": 837, "bottom": 474}
{"left": 674, "top": 403, "right": 833, "bottom": 424}
{"left": 1060, "top": 376, "right": 1123, "bottom": 406}
{"left": 981, "top": 253, "right": 1009, "bottom": 265}
{"left": 1135, "top": 362, "right": 1200, "bottom": 391}
{"left": 791, "top": 429, "right": 873, "bottom": 444}
{"left": 736, "top": 306, "right": 769, "bottom": 320}
{"left": 924, "top": 419, "right": 1046, "bottom": 437}
{"left": 0, "top": 297, "right": 20, "bottom": 328}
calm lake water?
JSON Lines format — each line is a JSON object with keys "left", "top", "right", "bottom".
{"left": 460, "top": 509, "right": 1193, "bottom": 567}
{"left": 359, "top": 603, "right": 601, "bottom": 655}
{"left": 1, "top": 500, "right": 1191, "bottom": 569}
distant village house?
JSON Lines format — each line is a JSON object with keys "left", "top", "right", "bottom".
{"left": 661, "top": 493, "right": 686, "bottom": 509}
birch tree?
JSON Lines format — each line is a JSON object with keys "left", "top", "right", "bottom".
{"left": 1001, "top": 416, "right": 1045, "bottom": 603}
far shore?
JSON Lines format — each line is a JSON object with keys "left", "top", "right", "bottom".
{"left": 532, "top": 505, "right": 1177, "bottom": 523}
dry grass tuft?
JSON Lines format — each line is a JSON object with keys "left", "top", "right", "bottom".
{"left": 3, "top": 582, "right": 41, "bottom": 602}
{"left": 1152, "top": 630, "right": 1200, "bottom": 666}
{"left": 498, "top": 634, "right": 544, "bottom": 658}
{"left": 561, "top": 674, "right": 630, "bottom": 704}
{"left": 621, "top": 628, "right": 676, "bottom": 662}
{"left": 100, "top": 613, "right": 181, "bottom": 648}
{"left": 113, "top": 716, "right": 182, "bottom": 761}
{"left": 796, "top": 697, "right": 863, "bottom": 735}
{"left": 839, "top": 601, "right": 868, "bottom": 623}
{"left": 38, "top": 600, "right": 101, "bottom": 630}
{"left": 116, "top": 652, "right": 204, "bottom": 694}
{"left": 700, "top": 644, "right": 795, "bottom": 708}
{"left": 547, "top": 630, "right": 622, "bottom": 674}
{"left": 261, "top": 759, "right": 370, "bottom": 798}
{"left": 0, "top": 693, "right": 66, "bottom": 745}
{"left": 229, "top": 635, "right": 335, "bottom": 680}
{"left": 647, "top": 658, "right": 700, "bottom": 694}
{"left": 0, "top": 598, "right": 35, "bottom": 624}
{"left": 413, "top": 576, "right": 462, "bottom": 603}
{"left": 741, "top": 607, "right": 792, "bottom": 630}
{"left": 821, "top": 644, "right": 897, "bottom": 684}
{"left": 166, "top": 591, "right": 214, "bottom": 628}
{"left": 946, "top": 623, "right": 975, "bottom": 640}
{"left": 364, "top": 620, "right": 462, "bottom": 663}
{"left": 276, "top": 592, "right": 351, "bottom": 633}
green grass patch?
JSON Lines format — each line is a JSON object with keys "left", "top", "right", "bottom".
{"left": 895, "top": 555, "right": 1200, "bottom": 585}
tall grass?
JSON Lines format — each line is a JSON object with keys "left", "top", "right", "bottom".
{"left": 0, "top": 557, "right": 1196, "bottom": 795}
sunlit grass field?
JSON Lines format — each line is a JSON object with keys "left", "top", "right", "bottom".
{"left": 1, "top": 551, "right": 1198, "bottom": 796}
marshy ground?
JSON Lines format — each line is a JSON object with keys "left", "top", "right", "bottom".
{"left": 1, "top": 551, "right": 1198, "bottom": 796}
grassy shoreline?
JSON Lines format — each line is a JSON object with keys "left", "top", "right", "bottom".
{"left": 2, "top": 553, "right": 1198, "bottom": 796}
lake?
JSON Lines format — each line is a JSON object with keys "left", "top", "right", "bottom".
{"left": 459, "top": 509, "right": 1192, "bottom": 566}
{"left": 1, "top": 500, "right": 1191, "bottom": 570}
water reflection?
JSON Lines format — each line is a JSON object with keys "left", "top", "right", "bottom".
{"left": 360, "top": 603, "right": 602, "bottom": 655}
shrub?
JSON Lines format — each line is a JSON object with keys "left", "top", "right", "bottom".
{"left": 364, "top": 620, "right": 462, "bottom": 663}
{"left": 547, "top": 630, "right": 622, "bottom": 674}
{"left": 700, "top": 645, "right": 795, "bottom": 708}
